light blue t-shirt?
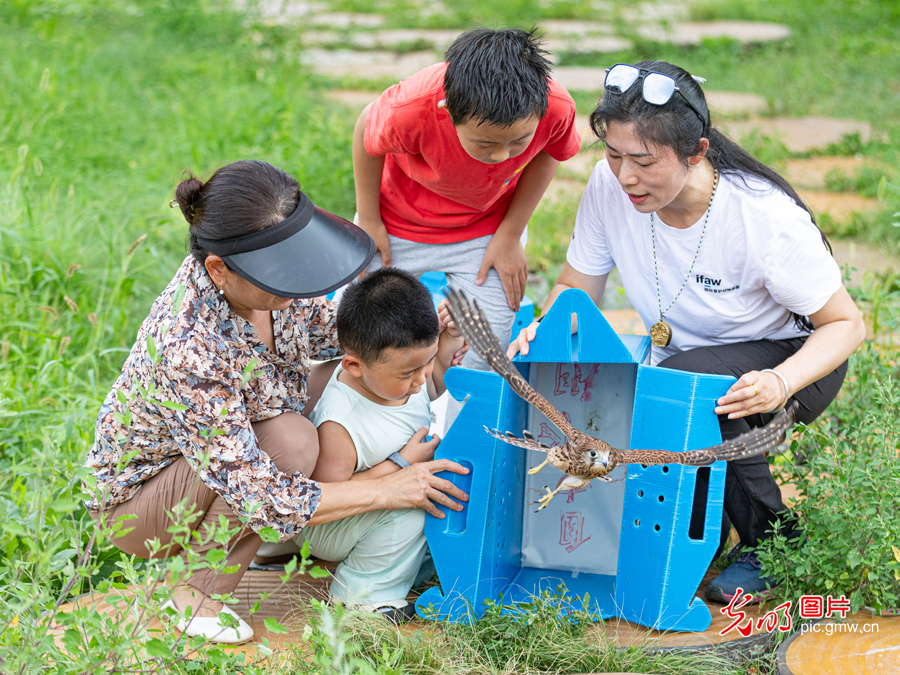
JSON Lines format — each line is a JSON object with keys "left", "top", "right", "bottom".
{"left": 309, "top": 365, "right": 432, "bottom": 472}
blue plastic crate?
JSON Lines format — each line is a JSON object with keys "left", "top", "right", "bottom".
{"left": 416, "top": 289, "right": 736, "bottom": 632}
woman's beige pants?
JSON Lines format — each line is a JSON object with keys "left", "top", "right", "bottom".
{"left": 91, "top": 412, "right": 315, "bottom": 597}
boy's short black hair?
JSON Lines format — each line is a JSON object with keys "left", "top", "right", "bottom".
{"left": 337, "top": 268, "right": 440, "bottom": 365}
{"left": 443, "top": 27, "right": 552, "bottom": 127}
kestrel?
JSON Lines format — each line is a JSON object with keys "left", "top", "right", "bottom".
{"left": 444, "top": 287, "right": 798, "bottom": 511}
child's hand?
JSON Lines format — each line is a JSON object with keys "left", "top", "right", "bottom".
{"left": 399, "top": 427, "right": 440, "bottom": 464}
{"left": 356, "top": 215, "right": 392, "bottom": 268}
{"left": 437, "top": 298, "right": 461, "bottom": 337}
{"left": 476, "top": 230, "right": 528, "bottom": 311}
{"left": 450, "top": 343, "right": 468, "bottom": 366}
{"left": 437, "top": 298, "right": 468, "bottom": 365}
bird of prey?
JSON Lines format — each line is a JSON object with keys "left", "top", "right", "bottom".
{"left": 444, "top": 287, "right": 798, "bottom": 511}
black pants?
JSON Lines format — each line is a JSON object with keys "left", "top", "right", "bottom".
{"left": 658, "top": 337, "right": 847, "bottom": 549}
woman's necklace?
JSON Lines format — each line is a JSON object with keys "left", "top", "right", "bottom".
{"left": 648, "top": 168, "right": 719, "bottom": 348}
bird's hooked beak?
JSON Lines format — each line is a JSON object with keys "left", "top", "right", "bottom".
{"left": 587, "top": 449, "right": 610, "bottom": 468}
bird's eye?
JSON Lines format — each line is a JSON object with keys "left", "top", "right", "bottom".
{"left": 589, "top": 450, "right": 597, "bottom": 458}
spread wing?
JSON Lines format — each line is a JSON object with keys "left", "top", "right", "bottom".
{"left": 445, "top": 286, "right": 580, "bottom": 439}
{"left": 615, "top": 402, "right": 798, "bottom": 467}
{"left": 484, "top": 427, "right": 550, "bottom": 453}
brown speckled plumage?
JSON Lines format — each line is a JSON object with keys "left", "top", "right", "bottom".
{"left": 446, "top": 287, "right": 798, "bottom": 510}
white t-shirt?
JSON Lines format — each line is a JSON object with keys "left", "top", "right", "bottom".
{"left": 309, "top": 365, "right": 432, "bottom": 472}
{"left": 567, "top": 160, "right": 842, "bottom": 365}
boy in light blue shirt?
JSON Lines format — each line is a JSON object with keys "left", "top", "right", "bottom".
{"left": 302, "top": 269, "right": 464, "bottom": 622}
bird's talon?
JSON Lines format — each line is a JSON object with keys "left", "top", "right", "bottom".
{"left": 527, "top": 459, "right": 549, "bottom": 475}
{"left": 535, "top": 485, "right": 559, "bottom": 511}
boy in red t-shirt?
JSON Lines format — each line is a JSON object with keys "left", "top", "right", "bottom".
{"left": 352, "top": 28, "right": 581, "bottom": 376}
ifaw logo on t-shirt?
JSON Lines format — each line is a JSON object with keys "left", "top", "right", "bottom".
{"left": 695, "top": 274, "right": 740, "bottom": 294}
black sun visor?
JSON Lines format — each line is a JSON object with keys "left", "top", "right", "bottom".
{"left": 195, "top": 192, "right": 376, "bottom": 299}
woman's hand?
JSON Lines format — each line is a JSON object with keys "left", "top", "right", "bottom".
{"left": 378, "top": 459, "right": 470, "bottom": 518}
{"left": 715, "top": 370, "right": 788, "bottom": 419}
{"left": 507, "top": 320, "right": 540, "bottom": 359}
{"left": 506, "top": 266, "right": 610, "bottom": 359}
{"left": 399, "top": 427, "right": 440, "bottom": 465}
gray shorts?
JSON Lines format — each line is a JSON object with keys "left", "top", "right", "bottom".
{"left": 367, "top": 234, "right": 516, "bottom": 374}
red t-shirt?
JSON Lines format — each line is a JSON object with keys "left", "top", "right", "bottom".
{"left": 364, "top": 62, "right": 582, "bottom": 244}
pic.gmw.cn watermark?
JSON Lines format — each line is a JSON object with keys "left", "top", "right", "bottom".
{"left": 719, "top": 589, "right": 882, "bottom": 637}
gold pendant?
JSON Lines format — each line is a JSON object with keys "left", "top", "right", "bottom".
{"left": 650, "top": 320, "right": 672, "bottom": 347}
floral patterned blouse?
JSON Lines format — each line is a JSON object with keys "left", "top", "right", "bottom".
{"left": 84, "top": 256, "right": 340, "bottom": 539}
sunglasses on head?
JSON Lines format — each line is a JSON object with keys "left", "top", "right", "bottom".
{"left": 604, "top": 63, "right": 709, "bottom": 129}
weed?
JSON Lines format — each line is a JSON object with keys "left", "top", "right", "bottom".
{"left": 757, "top": 276, "right": 900, "bottom": 614}
{"left": 301, "top": 586, "right": 748, "bottom": 674}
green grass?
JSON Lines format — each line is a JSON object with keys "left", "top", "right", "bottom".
{"left": 0, "top": 1, "right": 360, "bottom": 458}
{"left": 0, "top": 3, "right": 361, "bottom": 671}
{"left": 297, "top": 591, "right": 766, "bottom": 675}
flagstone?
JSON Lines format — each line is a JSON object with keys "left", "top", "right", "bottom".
{"left": 544, "top": 177, "right": 587, "bottom": 204}
{"left": 305, "top": 11, "right": 385, "bottom": 28}
{"left": 303, "top": 49, "right": 441, "bottom": 80}
{"left": 827, "top": 239, "right": 897, "bottom": 288}
{"left": 601, "top": 309, "right": 647, "bottom": 336}
{"left": 797, "top": 190, "right": 878, "bottom": 222}
{"left": 544, "top": 35, "right": 633, "bottom": 55}
{"left": 551, "top": 67, "right": 768, "bottom": 118}
{"left": 561, "top": 152, "right": 602, "bottom": 179}
{"left": 573, "top": 114, "right": 596, "bottom": 145}
{"left": 550, "top": 66, "right": 609, "bottom": 93}
{"left": 306, "top": 28, "right": 463, "bottom": 52}
{"left": 621, "top": 1, "right": 690, "bottom": 23}
{"left": 784, "top": 156, "right": 879, "bottom": 190}
{"left": 637, "top": 20, "right": 791, "bottom": 45}
{"left": 720, "top": 117, "right": 872, "bottom": 153}
{"left": 252, "top": 0, "right": 328, "bottom": 22}
{"left": 324, "top": 89, "right": 377, "bottom": 111}
{"left": 537, "top": 19, "right": 617, "bottom": 36}
{"left": 706, "top": 91, "right": 768, "bottom": 117}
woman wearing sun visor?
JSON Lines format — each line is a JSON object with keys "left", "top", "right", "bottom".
{"left": 83, "top": 160, "right": 470, "bottom": 644}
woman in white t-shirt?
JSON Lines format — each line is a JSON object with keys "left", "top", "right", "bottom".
{"left": 511, "top": 61, "right": 865, "bottom": 604}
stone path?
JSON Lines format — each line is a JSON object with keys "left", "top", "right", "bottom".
{"left": 304, "top": 28, "right": 460, "bottom": 51}
{"left": 829, "top": 239, "right": 898, "bottom": 287}
{"left": 720, "top": 117, "right": 872, "bottom": 153}
{"left": 637, "top": 20, "right": 791, "bottom": 45}
{"left": 324, "top": 89, "right": 377, "bottom": 110}
{"left": 292, "top": 6, "right": 796, "bottom": 82}
{"left": 784, "top": 156, "right": 879, "bottom": 190}
{"left": 304, "top": 23, "right": 632, "bottom": 62}
{"left": 570, "top": 111, "right": 872, "bottom": 154}
{"left": 302, "top": 49, "right": 440, "bottom": 80}
{"left": 798, "top": 190, "right": 879, "bottom": 223}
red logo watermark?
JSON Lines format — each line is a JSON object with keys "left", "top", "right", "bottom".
{"left": 719, "top": 591, "right": 854, "bottom": 636}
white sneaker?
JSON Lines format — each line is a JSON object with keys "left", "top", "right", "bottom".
{"left": 160, "top": 600, "right": 254, "bottom": 644}
{"left": 354, "top": 599, "right": 417, "bottom": 624}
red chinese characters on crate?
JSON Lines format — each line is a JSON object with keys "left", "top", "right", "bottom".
{"left": 559, "top": 511, "right": 593, "bottom": 553}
